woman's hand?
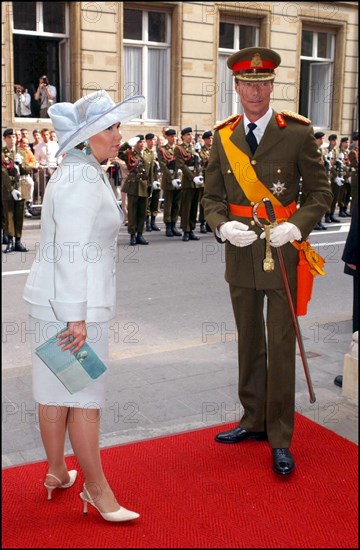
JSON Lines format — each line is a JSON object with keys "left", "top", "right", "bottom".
{"left": 57, "top": 321, "right": 87, "bottom": 354}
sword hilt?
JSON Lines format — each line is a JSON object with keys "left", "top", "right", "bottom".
{"left": 263, "top": 197, "right": 277, "bottom": 225}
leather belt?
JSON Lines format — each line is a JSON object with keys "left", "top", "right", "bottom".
{"left": 229, "top": 200, "right": 297, "bottom": 222}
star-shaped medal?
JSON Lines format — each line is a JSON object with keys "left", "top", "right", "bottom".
{"left": 270, "top": 180, "right": 286, "bottom": 196}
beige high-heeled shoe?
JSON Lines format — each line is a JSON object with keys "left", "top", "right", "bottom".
{"left": 80, "top": 485, "right": 140, "bottom": 522}
{"left": 44, "top": 470, "right": 78, "bottom": 500}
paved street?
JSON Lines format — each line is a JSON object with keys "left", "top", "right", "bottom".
{"left": 2, "top": 214, "right": 358, "bottom": 468}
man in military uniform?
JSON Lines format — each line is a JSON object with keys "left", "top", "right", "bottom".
{"left": 202, "top": 47, "right": 332, "bottom": 475}
{"left": 198, "top": 130, "right": 213, "bottom": 233}
{"left": 143, "top": 133, "right": 161, "bottom": 232}
{"left": 313, "top": 131, "right": 328, "bottom": 230}
{"left": 348, "top": 131, "right": 358, "bottom": 214}
{"left": 119, "top": 135, "right": 149, "bottom": 245}
{"left": 175, "top": 127, "right": 203, "bottom": 242}
{"left": 158, "top": 128, "right": 182, "bottom": 237}
{"left": 2, "top": 128, "right": 31, "bottom": 252}
{"left": 337, "top": 136, "right": 352, "bottom": 217}
{"left": 324, "top": 134, "right": 341, "bottom": 223}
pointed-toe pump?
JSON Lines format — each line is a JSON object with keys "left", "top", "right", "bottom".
{"left": 80, "top": 485, "right": 140, "bottom": 522}
{"left": 44, "top": 470, "right": 78, "bottom": 500}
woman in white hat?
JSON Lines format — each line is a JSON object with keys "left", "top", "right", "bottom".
{"left": 23, "top": 90, "right": 145, "bottom": 522}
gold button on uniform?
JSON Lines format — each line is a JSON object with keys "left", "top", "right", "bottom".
{"left": 251, "top": 160, "right": 257, "bottom": 165}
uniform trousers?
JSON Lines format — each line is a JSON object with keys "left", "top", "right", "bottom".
{"left": 327, "top": 178, "right": 341, "bottom": 215}
{"left": 147, "top": 189, "right": 161, "bottom": 217}
{"left": 162, "top": 189, "right": 181, "bottom": 223}
{"left": 229, "top": 284, "right": 296, "bottom": 448}
{"left": 181, "top": 187, "right": 201, "bottom": 232}
{"left": 197, "top": 187, "right": 205, "bottom": 223}
{"left": 2, "top": 197, "right": 25, "bottom": 238}
{"left": 127, "top": 194, "right": 147, "bottom": 234}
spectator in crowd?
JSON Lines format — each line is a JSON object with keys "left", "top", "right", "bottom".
{"left": 30, "top": 129, "right": 42, "bottom": 154}
{"left": 14, "top": 85, "right": 32, "bottom": 117}
{"left": 34, "top": 75, "right": 57, "bottom": 118}
{"left": 19, "top": 136, "right": 38, "bottom": 216}
{"left": 49, "top": 130, "right": 58, "bottom": 142}
{"left": 14, "top": 129, "right": 22, "bottom": 146}
{"left": 34, "top": 128, "right": 59, "bottom": 202}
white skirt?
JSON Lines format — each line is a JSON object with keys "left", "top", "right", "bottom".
{"left": 29, "top": 316, "right": 109, "bottom": 408}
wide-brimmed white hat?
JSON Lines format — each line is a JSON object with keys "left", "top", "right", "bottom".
{"left": 48, "top": 90, "right": 146, "bottom": 156}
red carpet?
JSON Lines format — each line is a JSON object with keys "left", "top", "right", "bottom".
{"left": 2, "top": 414, "right": 358, "bottom": 549}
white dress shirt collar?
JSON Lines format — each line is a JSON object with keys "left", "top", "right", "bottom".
{"left": 243, "top": 108, "right": 273, "bottom": 143}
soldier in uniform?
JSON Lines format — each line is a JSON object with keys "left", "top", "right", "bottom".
{"left": 337, "top": 136, "right": 352, "bottom": 217}
{"left": 348, "top": 131, "right": 358, "bottom": 214}
{"left": 324, "top": 134, "right": 341, "bottom": 223}
{"left": 313, "top": 131, "right": 328, "bottom": 230}
{"left": 143, "top": 133, "right": 161, "bottom": 232}
{"left": 202, "top": 47, "right": 332, "bottom": 475}
{"left": 158, "top": 128, "right": 182, "bottom": 237}
{"left": 2, "top": 128, "right": 31, "bottom": 252}
{"left": 198, "top": 130, "right": 213, "bottom": 233}
{"left": 175, "top": 127, "right": 203, "bottom": 242}
{"left": 119, "top": 135, "right": 150, "bottom": 245}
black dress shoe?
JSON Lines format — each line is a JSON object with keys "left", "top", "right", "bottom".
{"left": 272, "top": 448, "right": 295, "bottom": 475}
{"left": 324, "top": 215, "right": 331, "bottom": 223}
{"left": 14, "top": 240, "right": 29, "bottom": 252}
{"left": 200, "top": 223, "right": 207, "bottom": 234}
{"left": 136, "top": 234, "right": 149, "bottom": 245}
{"left": 215, "top": 426, "right": 267, "bottom": 444}
{"left": 3, "top": 239, "right": 15, "bottom": 253}
{"left": 334, "top": 374, "right": 343, "bottom": 387}
{"left": 182, "top": 232, "right": 190, "bottom": 242}
{"left": 2, "top": 234, "right": 9, "bottom": 245}
{"left": 130, "top": 234, "right": 137, "bottom": 246}
{"left": 188, "top": 231, "right": 200, "bottom": 241}
{"left": 329, "top": 214, "right": 340, "bottom": 223}
{"left": 314, "top": 223, "right": 322, "bottom": 230}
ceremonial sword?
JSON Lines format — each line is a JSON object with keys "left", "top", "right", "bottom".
{"left": 253, "top": 197, "right": 316, "bottom": 403}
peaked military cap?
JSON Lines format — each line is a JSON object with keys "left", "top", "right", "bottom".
{"left": 314, "top": 131, "right": 325, "bottom": 139}
{"left": 340, "top": 136, "right": 349, "bottom": 144}
{"left": 136, "top": 134, "right": 145, "bottom": 141}
{"left": 202, "top": 130, "right": 213, "bottom": 139}
{"left": 181, "top": 127, "right": 192, "bottom": 136}
{"left": 145, "top": 133, "right": 155, "bottom": 140}
{"left": 165, "top": 128, "right": 176, "bottom": 136}
{"left": 328, "top": 134, "right": 337, "bottom": 141}
{"left": 3, "top": 128, "right": 15, "bottom": 137}
{"left": 227, "top": 47, "right": 281, "bottom": 81}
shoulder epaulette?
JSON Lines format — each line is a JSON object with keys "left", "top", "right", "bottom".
{"left": 213, "top": 114, "right": 242, "bottom": 132}
{"left": 280, "top": 110, "right": 311, "bottom": 125}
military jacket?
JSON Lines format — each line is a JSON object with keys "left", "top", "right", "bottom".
{"left": 158, "top": 143, "right": 177, "bottom": 190}
{"left": 199, "top": 145, "right": 211, "bottom": 176}
{"left": 174, "top": 143, "right": 198, "bottom": 189}
{"left": 119, "top": 148, "right": 149, "bottom": 197}
{"left": 202, "top": 111, "right": 332, "bottom": 290}
{"left": 143, "top": 147, "right": 157, "bottom": 184}
{"left": 2, "top": 146, "right": 31, "bottom": 180}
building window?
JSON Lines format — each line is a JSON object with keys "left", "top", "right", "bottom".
{"left": 123, "top": 7, "right": 171, "bottom": 122}
{"left": 12, "top": 1, "right": 70, "bottom": 119}
{"left": 300, "top": 29, "right": 335, "bottom": 128}
{"left": 217, "top": 21, "right": 259, "bottom": 121}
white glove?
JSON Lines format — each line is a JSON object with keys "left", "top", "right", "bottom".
{"left": 11, "top": 189, "right": 22, "bottom": 201}
{"left": 171, "top": 178, "right": 181, "bottom": 189}
{"left": 219, "top": 221, "right": 258, "bottom": 247}
{"left": 194, "top": 142, "right": 201, "bottom": 152}
{"left": 152, "top": 180, "right": 161, "bottom": 190}
{"left": 325, "top": 152, "right": 332, "bottom": 162}
{"left": 193, "top": 175, "right": 204, "bottom": 186}
{"left": 335, "top": 176, "right": 344, "bottom": 186}
{"left": 260, "top": 222, "right": 301, "bottom": 247}
{"left": 338, "top": 152, "right": 344, "bottom": 161}
{"left": 14, "top": 153, "right": 22, "bottom": 165}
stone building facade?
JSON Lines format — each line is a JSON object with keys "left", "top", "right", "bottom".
{"left": 2, "top": 1, "right": 358, "bottom": 141}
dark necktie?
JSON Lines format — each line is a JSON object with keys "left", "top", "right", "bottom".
{"left": 246, "top": 123, "right": 258, "bottom": 155}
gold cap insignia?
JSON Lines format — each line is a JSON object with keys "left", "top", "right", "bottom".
{"left": 250, "top": 53, "right": 262, "bottom": 68}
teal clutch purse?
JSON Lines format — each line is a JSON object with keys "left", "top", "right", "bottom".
{"left": 35, "top": 329, "right": 107, "bottom": 394}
